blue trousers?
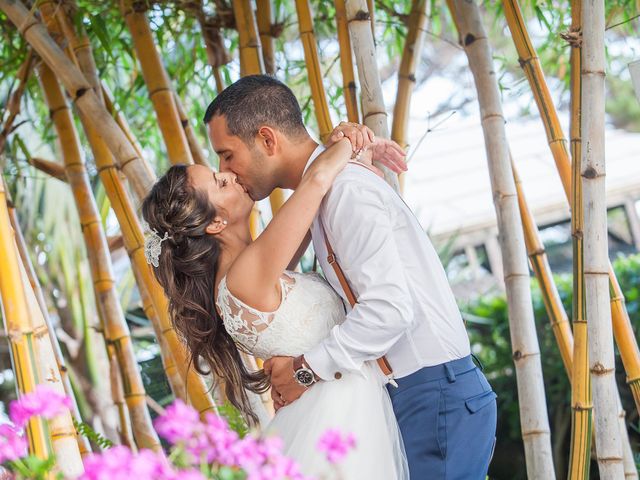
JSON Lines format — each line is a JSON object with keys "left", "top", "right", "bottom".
{"left": 387, "top": 356, "right": 497, "bottom": 479}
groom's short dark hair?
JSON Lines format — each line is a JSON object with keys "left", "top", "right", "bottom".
{"left": 203, "top": 75, "right": 307, "bottom": 144}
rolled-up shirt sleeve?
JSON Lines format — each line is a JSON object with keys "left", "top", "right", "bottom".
{"left": 304, "top": 177, "right": 414, "bottom": 380}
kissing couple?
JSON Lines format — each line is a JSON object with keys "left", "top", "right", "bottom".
{"left": 142, "top": 75, "right": 497, "bottom": 479}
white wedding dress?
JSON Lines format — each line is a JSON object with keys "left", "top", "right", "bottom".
{"left": 217, "top": 270, "right": 409, "bottom": 479}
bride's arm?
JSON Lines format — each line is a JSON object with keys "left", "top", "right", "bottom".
{"left": 226, "top": 138, "right": 352, "bottom": 306}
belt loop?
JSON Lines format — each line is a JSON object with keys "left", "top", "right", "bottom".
{"left": 445, "top": 363, "right": 456, "bottom": 383}
{"left": 471, "top": 353, "right": 484, "bottom": 371}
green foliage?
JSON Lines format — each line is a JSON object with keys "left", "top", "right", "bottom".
{"left": 463, "top": 253, "right": 640, "bottom": 479}
{"left": 216, "top": 402, "right": 249, "bottom": 438}
{"left": 74, "top": 419, "right": 114, "bottom": 450}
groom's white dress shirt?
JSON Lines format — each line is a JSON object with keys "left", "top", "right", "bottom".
{"left": 303, "top": 145, "right": 471, "bottom": 381}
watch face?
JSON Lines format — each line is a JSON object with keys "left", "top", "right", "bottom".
{"left": 295, "top": 369, "right": 314, "bottom": 386}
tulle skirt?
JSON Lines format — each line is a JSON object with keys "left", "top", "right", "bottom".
{"left": 265, "top": 362, "right": 409, "bottom": 479}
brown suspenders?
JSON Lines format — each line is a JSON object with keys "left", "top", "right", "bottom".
{"left": 320, "top": 224, "right": 395, "bottom": 380}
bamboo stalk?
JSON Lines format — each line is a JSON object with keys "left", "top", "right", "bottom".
{"left": 567, "top": 3, "right": 592, "bottom": 474}
{"left": 0, "top": 180, "right": 52, "bottom": 461}
{"left": 392, "top": 0, "right": 427, "bottom": 150}
{"left": 28, "top": 157, "right": 67, "bottom": 182}
{"left": 0, "top": 0, "right": 216, "bottom": 415}
{"left": 295, "top": 0, "right": 333, "bottom": 142}
{"left": 512, "top": 162, "right": 573, "bottom": 374}
{"left": 334, "top": 0, "right": 359, "bottom": 123}
{"left": 173, "top": 91, "right": 210, "bottom": 167}
{"left": 256, "top": 0, "right": 275, "bottom": 74}
{"left": 345, "top": 0, "right": 399, "bottom": 191}
{"left": 109, "top": 345, "right": 136, "bottom": 450}
{"left": 18, "top": 258, "right": 84, "bottom": 476}
{"left": 6, "top": 190, "right": 91, "bottom": 456}
{"left": 55, "top": 3, "right": 156, "bottom": 199}
{"left": 448, "top": 1, "right": 555, "bottom": 477}
{"left": 120, "top": 0, "right": 193, "bottom": 166}
{"left": 233, "top": 0, "right": 265, "bottom": 75}
{"left": 502, "top": 0, "right": 640, "bottom": 414}
{"left": 133, "top": 267, "right": 186, "bottom": 400}
{"left": 36, "top": 6, "right": 162, "bottom": 450}
{"left": 392, "top": 0, "right": 428, "bottom": 193}
{"left": 581, "top": 0, "right": 623, "bottom": 475}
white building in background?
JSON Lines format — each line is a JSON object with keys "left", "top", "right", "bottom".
{"left": 402, "top": 114, "right": 640, "bottom": 299}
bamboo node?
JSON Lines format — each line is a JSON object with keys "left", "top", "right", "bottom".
{"left": 353, "top": 10, "right": 371, "bottom": 22}
{"left": 463, "top": 34, "right": 476, "bottom": 46}
{"left": 572, "top": 402, "right": 593, "bottom": 411}
{"left": 582, "top": 166, "right": 598, "bottom": 179}
{"left": 590, "top": 362, "right": 614, "bottom": 376}
{"left": 560, "top": 29, "right": 582, "bottom": 48}
{"left": 74, "top": 87, "right": 89, "bottom": 101}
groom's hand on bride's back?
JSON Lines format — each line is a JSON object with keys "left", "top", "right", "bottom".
{"left": 264, "top": 356, "right": 308, "bottom": 411}
{"left": 326, "top": 122, "right": 408, "bottom": 174}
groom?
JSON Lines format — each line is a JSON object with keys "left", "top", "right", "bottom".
{"left": 204, "top": 75, "right": 496, "bottom": 478}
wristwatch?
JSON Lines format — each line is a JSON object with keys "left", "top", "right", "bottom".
{"left": 293, "top": 355, "right": 318, "bottom": 387}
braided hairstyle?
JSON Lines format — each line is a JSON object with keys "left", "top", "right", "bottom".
{"left": 141, "top": 164, "right": 269, "bottom": 422}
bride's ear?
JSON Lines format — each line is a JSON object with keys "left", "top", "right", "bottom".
{"left": 205, "top": 216, "right": 228, "bottom": 235}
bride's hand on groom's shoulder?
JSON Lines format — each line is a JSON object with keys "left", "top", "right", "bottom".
{"left": 326, "top": 122, "right": 408, "bottom": 174}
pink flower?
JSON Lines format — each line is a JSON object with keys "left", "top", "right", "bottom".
{"left": 0, "top": 423, "right": 27, "bottom": 463}
{"left": 79, "top": 446, "right": 176, "bottom": 480}
{"left": 9, "top": 385, "right": 72, "bottom": 428}
{"left": 317, "top": 429, "right": 356, "bottom": 464}
{"left": 154, "top": 400, "right": 201, "bottom": 445}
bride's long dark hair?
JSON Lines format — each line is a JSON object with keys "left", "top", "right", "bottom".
{"left": 141, "top": 165, "right": 269, "bottom": 422}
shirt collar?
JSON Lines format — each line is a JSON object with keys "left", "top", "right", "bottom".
{"left": 303, "top": 144, "right": 326, "bottom": 175}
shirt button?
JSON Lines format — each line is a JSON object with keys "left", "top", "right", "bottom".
{"left": 334, "top": 372, "right": 342, "bottom": 380}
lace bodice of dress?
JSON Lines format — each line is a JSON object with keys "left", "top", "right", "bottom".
{"left": 216, "top": 271, "right": 345, "bottom": 359}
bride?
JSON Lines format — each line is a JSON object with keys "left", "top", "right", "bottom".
{"left": 141, "top": 136, "right": 408, "bottom": 479}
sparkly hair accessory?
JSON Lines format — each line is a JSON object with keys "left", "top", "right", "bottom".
{"left": 142, "top": 220, "right": 172, "bottom": 268}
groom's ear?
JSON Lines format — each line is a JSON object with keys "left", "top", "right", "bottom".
{"left": 257, "top": 126, "right": 277, "bottom": 155}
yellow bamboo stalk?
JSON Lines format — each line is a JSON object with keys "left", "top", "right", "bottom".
{"left": 108, "top": 345, "right": 136, "bottom": 450}
{"left": 0, "top": 0, "right": 216, "bottom": 415}
{"left": 120, "top": 0, "right": 193, "bottom": 166}
{"left": 567, "top": 3, "right": 592, "bottom": 476}
{"left": 392, "top": 0, "right": 428, "bottom": 193}
{"left": 512, "top": 162, "right": 574, "bottom": 374}
{"left": 173, "top": 91, "right": 210, "bottom": 167}
{"left": 36, "top": 6, "right": 163, "bottom": 450}
{"left": 7, "top": 191, "right": 91, "bottom": 457}
{"left": 334, "top": 0, "right": 359, "bottom": 123}
{"left": 503, "top": 0, "right": 640, "bottom": 415}
{"left": 55, "top": 3, "right": 156, "bottom": 200}
{"left": 295, "top": 0, "right": 333, "bottom": 142}
{"left": 392, "top": 0, "right": 427, "bottom": 149}
{"left": 134, "top": 268, "right": 186, "bottom": 400}
{"left": 0, "top": 181, "right": 52, "bottom": 461}
{"left": 256, "top": 0, "right": 275, "bottom": 75}
{"left": 233, "top": 0, "right": 265, "bottom": 75}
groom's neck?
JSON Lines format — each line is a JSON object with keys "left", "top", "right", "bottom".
{"left": 279, "top": 136, "right": 319, "bottom": 190}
